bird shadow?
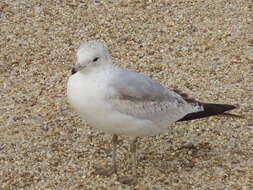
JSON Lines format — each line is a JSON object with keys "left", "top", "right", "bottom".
{"left": 137, "top": 141, "right": 213, "bottom": 176}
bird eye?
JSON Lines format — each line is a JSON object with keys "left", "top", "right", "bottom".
{"left": 93, "top": 57, "right": 99, "bottom": 62}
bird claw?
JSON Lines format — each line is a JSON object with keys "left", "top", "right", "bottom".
{"left": 92, "top": 166, "right": 116, "bottom": 177}
{"left": 117, "top": 176, "right": 137, "bottom": 185}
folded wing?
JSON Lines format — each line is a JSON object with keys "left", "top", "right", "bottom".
{"left": 108, "top": 68, "right": 202, "bottom": 124}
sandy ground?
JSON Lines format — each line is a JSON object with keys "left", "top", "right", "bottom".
{"left": 1, "top": 0, "right": 253, "bottom": 189}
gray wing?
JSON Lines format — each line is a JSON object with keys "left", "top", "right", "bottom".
{"left": 108, "top": 67, "right": 202, "bottom": 123}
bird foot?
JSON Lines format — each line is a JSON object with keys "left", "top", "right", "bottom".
{"left": 117, "top": 176, "right": 137, "bottom": 185}
{"left": 92, "top": 166, "right": 116, "bottom": 177}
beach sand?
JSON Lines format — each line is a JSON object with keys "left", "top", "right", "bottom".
{"left": 0, "top": 0, "right": 252, "bottom": 189}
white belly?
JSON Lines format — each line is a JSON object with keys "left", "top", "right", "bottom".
{"left": 67, "top": 73, "right": 166, "bottom": 137}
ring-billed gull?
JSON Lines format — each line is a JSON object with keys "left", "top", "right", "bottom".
{"left": 67, "top": 41, "right": 237, "bottom": 185}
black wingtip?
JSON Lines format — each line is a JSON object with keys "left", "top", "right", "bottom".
{"left": 177, "top": 103, "right": 237, "bottom": 122}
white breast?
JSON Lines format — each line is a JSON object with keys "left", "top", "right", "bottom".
{"left": 67, "top": 70, "right": 109, "bottom": 121}
{"left": 67, "top": 69, "right": 166, "bottom": 137}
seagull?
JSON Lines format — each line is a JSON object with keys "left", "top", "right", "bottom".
{"left": 67, "top": 40, "right": 237, "bottom": 185}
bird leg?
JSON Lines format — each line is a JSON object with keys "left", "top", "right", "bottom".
{"left": 118, "top": 137, "right": 138, "bottom": 185}
{"left": 130, "top": 137, "right": 137, "bottom": 178}
{"left": 93, "top": 134, "right": 118, "bottom": 176}
{"left": 112, "top": 134, "right": 118, "bottom": 173}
